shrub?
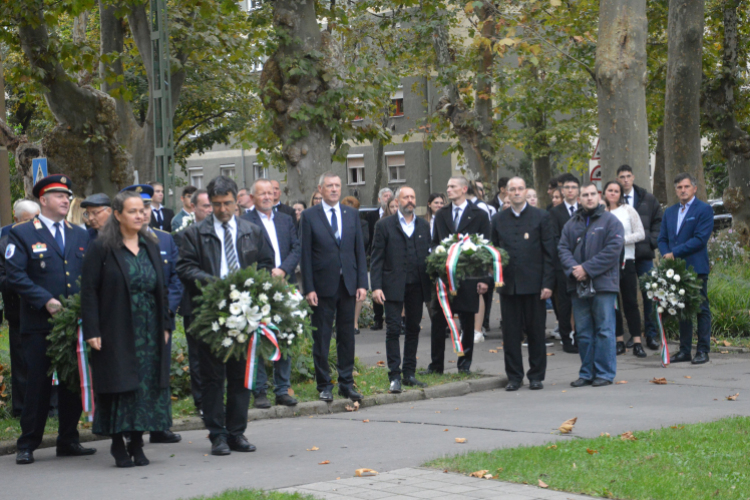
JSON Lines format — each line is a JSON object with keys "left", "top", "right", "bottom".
{"left": 708, "top": 264, "right": 750, "bottom": 337}
{"left": 708, "top": 229, "right": 748, "bottom": 268}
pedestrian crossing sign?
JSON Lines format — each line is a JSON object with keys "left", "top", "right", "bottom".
{"left": 32, "top": 158, "right": 48, "bottom": 186}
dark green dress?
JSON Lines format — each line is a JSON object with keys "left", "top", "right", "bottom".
{"left": 93, "top": 242, "right": 172, "bottom": 436}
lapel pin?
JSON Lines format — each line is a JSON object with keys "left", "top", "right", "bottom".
{"left": 40, "top": 261, "right": 46, "bottom": 269}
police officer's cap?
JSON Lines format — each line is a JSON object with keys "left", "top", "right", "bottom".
{"left": 120, "top": 184, "right": 154, "bottom": 201}
{"left": 80, "top": 193, "right": 111, "bottom": 208}
{"left": 32, "top": 174, "right": 74, "bottom": 198}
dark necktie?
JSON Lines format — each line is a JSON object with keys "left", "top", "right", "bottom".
{"left": 624, "top": 194, "right": 631, "bottom": 205}
{"left": 53, "top": 222, "right": 65, "bottom": 253}
{"left": 223, "top": 222, "right": 239, "bottom": 271}
{"left": 569, "top": 205, "right": 575, "bottom": 216}
{"left": 330, "top": 209, "right": 340, "bottom": 245}
{"left": 454, "top": 207, "right": 461, "bottom": 231}
{"left": 155, "top": 209, "right": 163, "bottom": 228}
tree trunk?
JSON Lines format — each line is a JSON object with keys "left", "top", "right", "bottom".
{"left": 663, "top": 0, "right": 706, "bottom": 204}
{"left": 371, "top": 137, "right": 386, "bottom": 206}
{"left": 533, "top": 153, "right": 552, "bottom": 208}
{"left": 596, "top": 0, "right": 650, "bottom": 186}
{"left": 653, "top": 125, "right": 668, "bottom": 203}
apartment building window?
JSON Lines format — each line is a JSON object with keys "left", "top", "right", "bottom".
{"left": 347, "top": 155, "right": 365, "bottom": 185}
{"left": 247, "top": 0, "right": 262, "bottom": 10}
{"left": 391, "top": 87, "right": 404, "bottom": 117}
{"left": 253, "top": 163, "right": 268, "bottom": 180}
{"left": 386, "top": 152, "right": 406, "bottom": 183}
{"left": 220, "top": 164, "right": 236, "bottom": 179}
{"left": 189, "top": 168, "right": 204, "bottom": 188}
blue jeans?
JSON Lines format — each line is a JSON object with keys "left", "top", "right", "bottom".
{"left": 572, "top": 292, "right": 617, "bottom": 382}
{"left": 252, "top": 355, "right": 292, "bottom": 397}
{"left": 635, "top": 259, "right": 658, "bottom": 339}
{"left": 679, "top": 274, "right": 712, "bottom": 355}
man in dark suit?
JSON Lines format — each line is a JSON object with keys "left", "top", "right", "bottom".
{"left": 492, "top": 178, "right": 555, "bottom": 391}
{"left": 489, "top": 177, "right": 509, "bottom": 212}
{"left": 148, "top": 181, "right": 174, "bottom": 232}
{"left": 177, "top": 175, "right": 275, "bottom": 456}
{"left": 242, "top": 179, "right": 301, "bottom": 408}
{"left": 365, "top": 187, "right": 393, "bottom": 330}
{"left": 269, "top": 179, "right": 296, "bottom": 218}
{"left": 371, "top": 186, "right": 431, "bottom": 393}
{"left": 299, "top": 172, "right": 368, "bottom": 402}
{"left": 5, "top": 175, "right": 96, "bottom": 465}
{"left": 548, "top": 173, "right": 580, "bottom": 353}
{"left": 423, "top": 176, "right": 491, "bottom": 375}
{"left": 658, "top": 172, "right": 714, "bottom": 365}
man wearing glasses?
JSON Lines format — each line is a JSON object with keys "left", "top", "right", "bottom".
{"left": 80, "top": 193, "right": 112, "bottom": 239}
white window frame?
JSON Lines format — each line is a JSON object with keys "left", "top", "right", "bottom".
{"left": 253, "top": 163, "right": 268, "bottom": 180}
{"left": 347, "top": 154, "right": 366, "bottom": 186}
{"left": 385, "top": 151, "right": 406, "bottom": 183}
{"left": 189, "top": 167, "right": 204, "bottom": 188}
{"left": 220, "top": 164, "right": 236, "bottom": 179}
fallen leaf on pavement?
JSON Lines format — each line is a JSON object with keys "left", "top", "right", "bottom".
{"left": 615, "top": 381, "right": 628, "bottom": 385}
{"left": 721, "top": 350, "right": 729, "bottom": 354}
{"left": 621, "top": 431, "right": 637, "bottom": 441}
{"left": 546, "top": 353, "right": 555, "bottom": 356}
{"left": 307, "top": 446, "right": 319, "bottom": 451}
{"left": 600, "top": 433, "right": 610, "bottom": 437}
{"left": 483, "top": 474, "right": 493, "bottom": 479}
{"left": 727, "top": 393, "right": 739, "bottom": 401}
{"left": 723, "top": 340, "right": 732, "bottom": 347}
{"left": 670, "top": 425, "right": 684, "bottom": 429}
{"left": 538, "top": 480, "right": 549, "bottom": 488}
{"left": 319, "top": 460, "right": 330, "bottom": 465}
{"left": 586, "top": 448, "right": 598, "bottom": 454}
{"left": 547, "top": 445, "right": 557, "bottom": 449}
{"left": 345, "top": 402, "right": 360, "bottom": 412}
{"left": 455, "top": 438, "right": 467, "bottom": 443}
{"left": 363, "top": 419, "right": 370, "bottom": 423}
{"left": 562, "top": 390, "right": 567, "bottom": 393}
{"left": 489, "top": 349, "right": 498, "bottom": 353}
{"left": 376, "top": 361, "right": 386, "bottom": 367}
{"left": 469, "top": 470, "right": 489, "bottom": 478}
{"left": 444, "top": 429, "right": 449, "bottom": 432}
{"left": 355, "top": 468, "right": 378, "bottom": 477}
{"left": 448, "top": 360, "right": 456, "bottom": 363}
{"left": 684, "top": 376, "right": 691, "bottom": 379}
{"left": 559, "top": 417, "right": 577, "bottom": 434}
{"left": 651, "top": 377, "right": 668, "bottom": 385}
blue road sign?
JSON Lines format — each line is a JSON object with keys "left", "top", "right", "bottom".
{"left": 32, "top": 158, "right": 48, "bottom": 185}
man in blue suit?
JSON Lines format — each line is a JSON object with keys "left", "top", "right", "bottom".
{"left": 299, "top": 172, "right": 368, "bottom": 402}
{"left": 658, "top": 172, "right": 714, "bottom": 365}
{"left": 242, "top": 179, "right": 301, "bottom": 408}
{"left": 6, "top": 175, "right": 96, "bottom": 464}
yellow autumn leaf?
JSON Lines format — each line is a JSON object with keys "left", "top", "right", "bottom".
{"left": 469, "top": 470, "right": 489, "bottom": 478}
{"left": 551, "top": 0, "right": 561, "bottom": 6}
{"left": 559, "top": 417, "right": 577, "bottom": 434}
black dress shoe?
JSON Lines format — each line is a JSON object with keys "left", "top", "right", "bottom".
{"left": 505, "top": 381, "right": 521, "bottom": 391}
{"left": 371, "top": 321, "right": 383, "bottom": 331}
{"left": 402, "top": 375, "right": 427, "bottom": 387}
{"left": 670, "top": 351, "right": 692, "bottom": 363}
{"left": 616, "top": 341, "right": 626, "bottom": 355}
{"left": 319, "top": 389, "right": 334, "bottom": 402}
{"left": 646, "top": 337, "right": 660, "bottom": 350}
{"left": 625, "top": 338, "right": 635, "bottom": 349}
{"left": 354, "top": 328, "right": 360, "bottom": 335}
{"left": 211, "top": 435, "right": 231, "bottom": 456}
{"left": 419, "top": 368, "right": 443, "bottom": 376}
{"left": 691, "top": 352, "right": 710, "bottom": 365}
{"left": 458, "top": 368, "right": 471, "bottom": 375}
{"left": 563, "top": 344, "right": 579, "bottom": 354}
{"left": 592, "top": 378, "right": 613, "bottom": 387}
{"left": 570, "top": 378, "right": 593, "bottom": 388}
{"left": 150, "top": 429, "right": 182, "bottom": 443}
{"left": 529, "top": 380, "right": 543, "bottom": 390}
{"left": 16, "top": 449, "right": 34, "bottom": 465}
{"left": 254, "top": 391, "right": 271, "bottom": 409}
{"left": 56, "top": 442, "right": 97, "bottom": 457}
{"left": 339, "top": 386, "right": 363, "bottom": 402}
{"left": 389, "top": 379, "right": 402, "bottom": 394}
{"left": 276, "top": 394, "right": 298, "bottom": 406}
{"left": 127, "top": 439, "right": 150, "bottom": 466}
{"left": 632, "top": 343, "right": 647, "bottom": 358}
{"left": 228, "top": 435, "right": 256, "bottom": 452}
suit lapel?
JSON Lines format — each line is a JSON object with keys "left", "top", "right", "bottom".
{"left": 456, "top": 203, "right": 474, "bottom": 234}
{"left": 34, "top": 218, "right": 64, "bottom": 257}
{"left": 316, "top": 204, "right": 338, "bottom": 243}
{"left": 112, "top": 245, "right": 133, "bottom": 296}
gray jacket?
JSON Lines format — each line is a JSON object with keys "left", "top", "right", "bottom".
{"left": 557, "top": 205, "right": 624, "bottom": 294}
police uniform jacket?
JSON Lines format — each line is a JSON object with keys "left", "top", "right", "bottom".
{"left": 151, "top": 228, "right": 184, "bottom": 330}
{"left": 5, "top": 218, "right": 89, "bottom": 334}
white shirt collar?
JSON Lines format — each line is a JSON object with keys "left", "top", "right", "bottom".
{"left": 321, "top": 200, "right": 340, "bottom": 212}
{"left": 511, "top": 203, "right": 528, "bottom": 217}
{"left": 564, "top": 200, "right": 578, "bottom": 211}
{"left": 257, "top": 209, "right": 274, "bottom": 221}
{"left": 681, "top": 196, "right": 696, "bottom": 209}
{"left": 452, "top": 200, "right": 468, "bottom": 211}
{"left": 497, "top": 195, "right": 504, "bottom": 206}
{"left": 398, "top": 211, "right": 415, "bottom": 225}
{"left": 214, "top": 215, "right": 237, "bottom": 232}
{"left": 379, "top": 207, "right": 384, "bottom": 217}
{"left": 37, "top": 213, "right": 64, "bottom": 231}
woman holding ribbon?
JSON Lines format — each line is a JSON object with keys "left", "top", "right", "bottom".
{"left": 81, "top": 190, "right": 172, "bottom": 468}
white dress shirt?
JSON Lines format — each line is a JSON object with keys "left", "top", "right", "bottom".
{"left": 451, "top": 200, "right": 469, "bottom": 229}
{"left": 511, "top": 202, "right": 528, "bottom": 218}
{"left": 496, "top": 195, "right": 504, "bottom": 208}
{"left": 564, "top": 201, "right": 578, "bottom": 217}
{"left": 469, "top": 196, "right": 496, "bottom": 217}
{"left": 321, "top": 200, "right": 343, "bottom": 241}
{"left": 623, "top": 188, "right": 635, "bottom": 208}
{"left": 38, "top": 213, "right": 65, "bottom": 248}
{"left": 213, "top": 216, "right": 238, "bottom": 278}
{"left": 257, "top": 210, "right": 282, "bottom": 267}
{"left": 398, "top": 211, "right": 415, "bottom": 237}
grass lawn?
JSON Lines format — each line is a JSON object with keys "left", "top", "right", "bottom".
{"left": 427, "top": 416, "right": 750, "bottom": 500}
{"left": 185, "top": 490, "right": 316, "bottom": 500}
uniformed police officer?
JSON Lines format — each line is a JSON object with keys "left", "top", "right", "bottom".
{"left": 5, "top": 175, "right": 96, "bottom": 465}
{"left": 121, "top": 184, "right": 185, "bottom": 444}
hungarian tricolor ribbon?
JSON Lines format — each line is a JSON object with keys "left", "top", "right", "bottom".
{"left": 244, "top": 323, "right": 283, "bottom": 390}
{"left": 76, "top": 320, "right": 95, "bottom": 421}
{"left": 656, "top": 312, "right": 670, "bottom": 368}
{"left": 445, "top": 234, "right": 470, "bottom": 294}
{"left": 477, "top": 242, "right": 504, "bottom": 288}
{"left": 436, "top": 278, "right": 464, "bottom": 356}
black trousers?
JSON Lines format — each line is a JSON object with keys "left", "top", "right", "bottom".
{"left": 385, "top": 283, "right": 424, "bottom": 380}
{"left": 428, "top": 299, "right": 475, "bottom": 373}
{"left": 373, "top": 301, "right": 384, "bottom": 325}
{"left": 9, "top": 322, "right": 27, "bottom": 416}
{"left": 198, "top": 340, "right": 250, "bottom": 440}
{"left": 182, "top": 315, "right": 203, "bottom": 411}
{"left": 482, "top": 288, "right": 493, "bottom": 329}
{"left": 311, "top": 276, "right": 356, "bottom": 392}
{"left": 615, "top": 260, "right": 642, "bottom": 340}
{"left": 554, "top": 270, "right": 575, "bottom": 347}
{"left": 680, "top": 274, "right": 712, "bottom": 355}
{"left": 500, "top": 294, "right": 547, "bottom": 383}
{"left": 17, "top": 332, "right": 81, "bottom": 451}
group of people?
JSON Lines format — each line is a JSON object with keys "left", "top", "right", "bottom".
{"left": 0, "top": 164, "right": 713, "bottom": 469}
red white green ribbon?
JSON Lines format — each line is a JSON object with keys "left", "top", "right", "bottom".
{"left": 656, "top": 313, "right": 670, "bottom": 368}
{"left": 76, "top": 321, "right": 95, "bottom": 421}
{"left": 52, "top": 371, "right": 59, "bottom": 386}
{"left": 477, "top": 243, "right": 504, "bottom": 288}
{"left": 436, "top": 279, "right": 464, "bottom": 356}
{"left": 244, "top": 323, "right": 283, "bottom": 390}
{"left": 445, "top": 235, "right": 470, "bottom": 294}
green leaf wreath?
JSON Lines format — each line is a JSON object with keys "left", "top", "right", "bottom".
{"left": 190, "top": 264, "right": 314, "bottom": 362}
{"left": 47, "top": 291, "right": 83, "bottom": 394}
{"left": 426, "top": 233, "right": 509, "bottom": 284}
{"left": 639, "top": 258, "right": 704, "bottom": 322}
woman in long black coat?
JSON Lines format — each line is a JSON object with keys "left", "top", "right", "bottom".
{"left": 81, "top": 191, "right": 172, "bottom": 468}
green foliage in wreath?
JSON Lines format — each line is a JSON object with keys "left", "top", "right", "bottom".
{"left": 426, "top": 233, "right": 509, "bottom": 284}
{"left": 640, "top": 258, "right": 704, "bottom": 323}
{"left": 46, "top": 292, "right": 83, "bottom": 394}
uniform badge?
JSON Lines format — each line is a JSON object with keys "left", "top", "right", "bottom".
{"left": 33, "top": 243, "right": 47, "bottom": 253}
{"left": 33, "top": 219, "right": 43, "bottom": 229}
{"left": 40, "top": 261, "right": 46, "bottom": 269}
{"left": 136, "top": 186, "right": 143, "bottom": 193}
{"left": 4, "top": 243, "right": 15, "bottom": 259}
{"left": 61, "top": 177, "right": 67, "bottom": 184}
{"left": 524, "top": 233, "right": 529, "bottom": 240}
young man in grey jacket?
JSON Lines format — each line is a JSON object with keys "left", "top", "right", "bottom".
{"left": 558, "top": 183, "right": 624, "bottom": 388}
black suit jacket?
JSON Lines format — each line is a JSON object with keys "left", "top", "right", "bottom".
{"left": 274, "top": 203, "right": 296, "bottom": 219}
{"left": 150, "top": 206, "right": 175, "bottom": 233}
{"left": 632, "top": 184, "right": 663, "bottom": 261}
{"left": 370, "top": 214, "right": 432, "bottom": 302}
{"left": 491, "top": 206, "right": 555, "bottom": 295}
{"left": 299, "top": 203, "right": 368, "bottom": 298}
{"left": 364, "top": 209, "right": 382, "bottom": 254}
{"left": 242, "top": 209, "right": 301, "bottom": 283}
{"left": 549, "top": 202, "right": 577, "bottom": 271}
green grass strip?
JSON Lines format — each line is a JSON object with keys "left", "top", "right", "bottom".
{"left": 185, "top": 490, "right": 317, "bottom": 500}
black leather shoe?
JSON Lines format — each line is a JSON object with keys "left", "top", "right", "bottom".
{"left": 389, "top": 379, "right": 402, "bottom": 394}
{"left": 149, "top": 429, "right": 182, "bottom": 443}
{"left": 211, "top": 435, "right": 231, "bottom": 456}
{"left": 670, "top": 352, "right": 692, "bottom": 363}
{"left": 592, "top": 378, "right": 613, "bottom": 387}
{"left": 56, "top": 442, "right": 97, "bottom": 457}
{"left": 563, "top": 344, "right": 579, "bottom": 354}
{"left": 625, "top": 338, "right": 635, "bottom": 349}
{"left": 506, "top": 381, "right": 521, "bottom": 391}
{"left": 529, "top": 380, "right": 543, "bottom": 390}
{"left": 127, "top": 440, "right": 150, "bottom": 466}
{"left": 419, "top": 369, "right": 443, "bottom": 376}
{"left": 228, "top": 435, "right": 256, "bottom": 452}
{"left": 354, "top": 328, "right": 360, "bottom": 335}
{"left": 16, "top": 449, "right": 34, "bottom": 465}
{"left": 691, "top": 352, "right": 710, "bottom": 365}
{"left": 254, "top": 392, "right": 271, "bottom": 409}
{"left": 319, "top": 389, "right": 334, "bottom": 402}
{"left": 632, "top": 343, "right": 647, "bottom": 358}
{"left": 570, "top": 378, "right": 593, "bottom": 388}
{"left": 371, "top": 321, "right": 383, "bottom": 331}
{"left": 646, "top": 337, "right": 660, "bottom": 350}
{"left": 276, "top": 394, "right": 298, "bottom": 406}
{"left": 402, "top": 375, "right": 426, "bottom": 387}
{"left": 616, "top": 341, "right": 626, "bottom": 355}
{"left": 339, "top": 386, "right": 363, "bottom": 402}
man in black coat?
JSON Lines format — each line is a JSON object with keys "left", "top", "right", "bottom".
{"left": 365, "top": 187, "right": 393, "bottom": 330}
{"left": 299, "top": 172, "right": 368, "bottom": 403}
{"left": 242, "top": 179, "right": 301, "bottom": 408}
{"left": 548, "top": 173, "right": 580, "bottom": 353}
{"left": 148, "top": 181, "right": 175, "bottom": 232}
{"left": 617, "top": 164, "right": 663, "bottom": 350}
{"left": 492, "top": 178, "right": 556, "bottom": 391}
{"left": 371, "top": 186, "right": 431, "bottom": 393}
{"left": 176, "top": 175, "right": 275, "bottom": 457}
{"left": 423, "top": 176, "right": 491, "bottom": 375}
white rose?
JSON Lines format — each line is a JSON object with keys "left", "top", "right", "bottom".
{"left": 218, "top": 317, "right": 226, "bottom": 326}
{"left": 652, "top": 283, "right": 658, "bottom": 290}
{"left": 289, "top": 334, "right": 295, "bottom": 340}
{"left": 221, "top": 337, "right": 234, "bottom": 347}
{"left": 651, "top": 271, "right": 657, "bottom": 277}
{"left": 225, "top": 316, "right": 238, "bottom": 329}
{"left": 434, "top": 246, "right": 447, "bottom": 254}
{"left": 274, "top": 292, "right": 284, "bottom": 302}
{"left": 657, "top": 306, "right": 664, "bottom": 313}
{"left": 239, "top": 291, "right": 252, "bottom": 305}
{"left": 211, "top": 322, "right": 220, "bottom": 332}
{"left": 229, "top": 303, "right": 242, "bottom": 315}
{"left": 261, "top": 304, "right": 271, "bottom": 316}
{"left": 237, "top": 333, "right": 248, "bottom": 343}
{"left": 228, "top": 329, "right": 240, "bottom": 337}
{"left": 234, "top": 315, "right": 247, "bottom": 331}
{"left": 297, "top": 324, "right": 304, "bottom": 334}
{"left": 666, "top": 269, "right": 674, "bottom": 278}
{"left": 673, "top": 274, "right": 681, "bottom": 282}
{"left": 273, "top": 315, "right": 282, "bottom": 324}
{"left": 288, "top": 340, "right": 292, "bottom": 345}
{"left": 647, "top": 291, "right": 654, "bottom": 299}
{"left": 679, "top": 289, "right": 685, "bottom": 295}
{"left": 244, "top": 278, "right": 255, "bottom": 287}
{"left": 670, "top": 285, "right": 676, "bottom": 291}
{"left": 677, "top": 303, "right": 685, "bottom": 309}
{"left": 259, "top": 293, "right": 268, "bottom": 304}
{"left": 218, "top": 299, "right": 227, "bottom": 310}
{"left": 668, "top": 308, "right": 676, "bottom": 316}
{"left": 230, "top": 284, "right": 237, "bottom": 291}
{"left": 262, "top": 282, "right": 273, "bottom": 291}
{"left": 229, "top": 289, "right": 241, "bottom": 300}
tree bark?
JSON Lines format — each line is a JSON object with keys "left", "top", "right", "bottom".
{"left": 653, "top": 125, "right": 668, "bottom": 203}
{"left": 533, "top": 153, "right": 552, "bottom": 208}
{"left": 596, "top": 0, "right": 650, "bottom": 187}
{"left": 663, "top": 0, "right": 706, "bottom": 203}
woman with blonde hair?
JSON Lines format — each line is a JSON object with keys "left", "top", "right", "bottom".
{"left": 66, "top": 197, "right": 86, "bottom": 229}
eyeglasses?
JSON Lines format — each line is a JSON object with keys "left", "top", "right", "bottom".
{"left": 83, "top": 208, "right": 109, "bottom": 220}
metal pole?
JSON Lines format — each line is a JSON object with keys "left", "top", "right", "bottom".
{"left": 0, "top": 55, "right": 13, "bottom": 226}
